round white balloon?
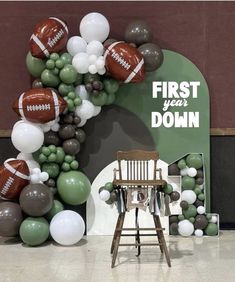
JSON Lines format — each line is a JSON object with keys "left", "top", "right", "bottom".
{"left": 30, "top": 174, "right": 40, "bottom": 184}
{"left": 72, "top": 52, "right": 89, "bottom": 74}
{"left": 50, "top": 210, "right": 85, "bottom": 246}
{"left": 40, "top": 172, "right": 49, "bottom": 182}
{"left": 89, "top": 54, "right": 98, "bottom": 64}
{"left": 195, "top": 229, "right": 203, "bottom": 237}
{"left": 96, "top": 57, "right": 105, "bottom": 70}
{"left": 210, "top": 215, "right": 218, "bottom": 223}
{"left": 99, "top": 190, "right": 110, "bottom": 201}
{"left": 187, "top": 167, "right": 197, "bottom": 177}
{"left": 75, "top": 85, "right": 89, "bottom": 100}
{"left": 197, "top": 206, "right": 206, "bottom": 214}
{"left": 178, "top": 220, "right": 194, "bottom": 237}
{"left": 67, "top": 36, "right": 87, "bottom": 56}
{"left": 75, "top": 100, "right": 95, "bottom": 120}
{"left": 170, "top": 183, "right": 179, "bottom": 191}
{"left": 181, "top": 190, "right": 197, "bottom": 204}
{"left": 79, "top": 12, "right": 110, "bottom": 43}
{"left": 180, "top": 167, "right": 189, "bottom": 176}
{"left": 11, "top": 121, "right": 44, "bottom": 153}
{"left": 88, "top": 64, "right": 97, "bottom": 74}
{"left": 86, "top": 40, "right": 104, "bottom": 56}
{"left": 98, "top": 67, "right": 106, "bottom": 75}
{"left": 17, "top": 153, "right": 33, "bottom": 161}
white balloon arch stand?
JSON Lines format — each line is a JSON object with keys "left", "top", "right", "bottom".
{"left": 87, "top": 159, "right": 182, "bottom": 235}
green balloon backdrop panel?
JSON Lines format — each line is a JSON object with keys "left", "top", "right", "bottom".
{"left": 115, "top": 50, "right": 210, "bottom": 210}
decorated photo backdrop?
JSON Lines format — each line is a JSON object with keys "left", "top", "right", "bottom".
{"left": 0, "top": 11, "right": 218, "bottom": 247}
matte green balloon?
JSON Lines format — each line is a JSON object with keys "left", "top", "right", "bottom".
{"left": 182, "top": 204, "right": 197, "bottom": 219}
{"left": 206, "top": 214, "right": 212, "bottom": 220}
{"left": 104, "top": 182, "right": 114, "bottom": 192}
{"left": 194, "top": 186, "right": 202, "bottom": 195}
{"left": 59, "top": 64, "right": 77, "bottom": 84}
{"left": 105, "top": 92, "right": 116, "bottom": 105}
{"left": 205, "top": 223, "right": 218, "bottom": 236}
{"left": 56, "top": 147, "right": 65, "bottom": 164}
{"left": 42, "top": 146, "right": 51, "bottom": 156}
{"left": 163, "top": 183, "right": 173, "bottom": 194}
{"left": 60, "top": 52, "right": 72, "bottom": 65}
{"left": 198, "top": 193, "right": 205, "bottom": 201}
{"left": 182, "top": 176, "right": 195, "bottom": 190}
{"left": 42, "top": 163, "right": 60, "bottom": 178}
{"left": 178, "top": 214, "right": 185, "bottom": 221}
{"left": 41, "top": 69, "right": 60, "bottom": 87}
{"left": 46, "top": 200, "right": 64, "bottom": 221}
{"left": 19, "top": 217, "right": 49, "bottom": 246}
{"left": 58, "top": 83, "right": 75, "bottom": 96}
{"left": 177, "top": 159, "right": 187, "bottom": 169}
{"left": 91, "top": 91, "right": 108, "bottom": 106}
{"left": 74, "top": 73, "right": 83, "bottom": 86}
{"left": 57, "top": 171, "right": 91, "bottom": 205}
{"left": 103, "top": 79, "right": 119, "bottom": 94}
{"left": 26, "top": 52, "right": 46, "bottom": 77}
{"left": 189, "top": 217, "right": 195, "bottom": 223}
{"left": 186, "top": 154, "right": 203, "bottom": 169}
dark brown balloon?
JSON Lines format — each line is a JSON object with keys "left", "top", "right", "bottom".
{"left": 194, "top": 199, "right": 204, "bottom": 208}
{"left": 73, "top": 116, "right": 81, "bottom": 125}
{"left": 19, "top": 183, "right": 53, "bottom": 216}
{"left": 180, "top": 200, "right": 189, "bottom": 210}
{"left": 138, "top": 43, "right": 164, "bottom": 72}
{"left": 59, "top": 124, "right": 75, "bottom": 140}
{"left": 125, "top": 20, "right": 152, "bottom": 46}
{"left": 196, "top": 177, "right": 204, "bottom": 185}
{"left": 0, "top": 202, "right": 23, "bottom": 237}
{"left": 194, "top": 215, "right": 208, "bottom": 230}
{"left": 63, "top": 138, "right": 80, "bottom": 155}
{"left": 105, "top": 191, "right": 117, "bottom": 205}
{"left": 61, "top": 113, "right": 74, "bottom": 124}
{"left": 45, "top": 178, "right": 56, "bottom": 187}
{"left": 44, "top": 131, "right": 61, "bottom": 146}
{"left": 169, "top": 215, "right": 178, "bottom": 224}
{"left": 197, "top": 169, "right": 204, "bottom": 178}
{"left": 168, "top": 163, "right": 180, "bottom": 176}
{"left": 75, "top": 129, "right": 86, "bottom": 143}
{"left": 170, "top": 222, "right": 179, "bottom": 235}
{"left": 103, "top": 38, "right": 117, "bottom": 48}
{"left": 170, "top": 191, "right": 180, "bottom": 202}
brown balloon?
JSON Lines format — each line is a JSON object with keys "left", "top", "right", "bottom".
{"left": 196, "top": 177, "right": 204, "bottom": 185}
{"left": 197, "top": 169, "right": 204, "bottom": 178}
{"left": 138, "top": 43, "right": 164, "bottom": 72}
{"left": 180, "top": 200, "right": 189, "bottom": 210}
{"left": 170, "top": 222, "right": 179, "bottom": 235}
{"left": 45, "top": 178, "right": 56, "bottom": 187}
{"left": 194, "top": 215, "right": 208, "bottom": 230}
{"left": 0, "top": 202, "right": 23, "bottom": 237}
{"left": 194, "top": 199, "right": 204, "bottom": 208}
{"left": 75, "top": 129, "right": 86, "bottom": 143}
{"left": 170, "top": 191, "right": 180, "bottom": 202}
{"left": 63, "top": 138, "right": 80, "bottom": 155}
{"left": 19, "top": 183, "right": 53, "bottom": 216}
{"left": 59, "top": 124, "right": 75, "bottom": 140}
{"left": 168, "top": 163, "right": 180, "bottom": 176}
{"left": 44, "top": 131, "right": 61, "bottom": 146}
{"left": 169, "top": 215, "right": 178, "bottom": 224}
{"left": 125, "top": 20, "right": 152, "bottom": 46}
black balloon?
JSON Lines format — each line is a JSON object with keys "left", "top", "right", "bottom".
{"left": 170, "top": 222, "right": 179, "bottom": 235}
{"left": 125, "top": 20, "right": 152, "bottom": 46}
{"left": 169, "top": 215, "right": 178, "bottom": 224}
{"left": 194, "top": 199, "right": 204, "bottom": 208}
{"left": 180, "top": 200, "right": 189, "bottom": 210}
{"left": 138, "top": 43, "right": 164, "bottom": 72}
{"left": 59, "top": 124, "right": 75, "bottom": 140}
{"left": 168, "top": 163, "right": 180, "bottom": 176}
{"left": 44, "top": 131, "right": 61, "bottom": 146}
{"left": 19, "top": 184, "right": 53, "bottom": 216}
{"left": 196, "top": 177, "right": 204, "bottom": 185}
{"left": 194, "top": 215, "right": 208, "bottom": 230}
{"left": 0, "top": 202, "right": 23, "bottom": 237}
{"left": 75, "top": 129, "right": 86, "bottom": 143}
{"left": 170, "top": 191, "right": 180, "bottom": 202}
{"left": 63, "top": 138, "right": 80, "bottom": 155}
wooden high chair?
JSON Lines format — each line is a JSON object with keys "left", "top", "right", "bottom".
{"left": 110, "top": 150, "right": 171, "bottom": 268}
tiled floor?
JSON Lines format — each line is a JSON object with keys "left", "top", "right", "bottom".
{"left": 0, "top": 231, "right": 234, "bottom": 282}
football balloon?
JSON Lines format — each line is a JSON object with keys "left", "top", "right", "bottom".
{"left": 0, "top": 159, "right": 30, "bottom": 200}
{"left": 29, "top": 17, "right": 68, "bottom": 59}
{"left": 12, "top": 88, "right": 67, "bottom": 123}
{"left": 104, "top": 41, "right": 145, "bottom": 83}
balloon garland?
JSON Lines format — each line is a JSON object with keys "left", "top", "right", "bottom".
{"left": 0, "top": 13, "right": 165, "bottom": 246}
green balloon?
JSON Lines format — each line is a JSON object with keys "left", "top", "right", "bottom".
{"left": 198, "top": 193, "right": 205, "bottom": 201}
{"left": 58, "top": 83, "right": 75, "bottom": 96}
{"left": 42, "top": 163, "right": 60, "bottom": 178}
{"left": 105, "top": 92, "right": 116, "bottom": 105}
{"left": 48, "top": 153, "right": 57, "bottom": 162}
{"left": 59, "top": 64, "right": 77, "bottom": 84}
{"left": 83, "top": 73, "right": 100, "bottom": 84}
{"left": 60, "top": 52, "right": 72, "bottom": 65}
{"left": 26, "top": 52, "right": 46, "bottom": 77}
{"left": 42, "top": 146, "right": 51, "bottom": 156}
{"left": 206, "top": 214, "right": 212, "bottom": 220}
{"left": 189, "top": 217, "right": 195, "bottom": 223}
{"left": 64, "top": 155, "right": 74, "bottom": 164}
{"left": 56, "top": 147, "right": 65, "bottom": 164}
{"left": 57, "top": 171, "right": 91, "bottom": 205}
{"left": 62, "top": 162, "right": 70, "bottom": 172}
{"left": 177, "top": 159, "right": 187, "bottom": 169}
{"left": 74, "top": 73, "right": 83, "bottom": 86}
{"left": 186, "top": 154, "right": 203, "bottom": 169}
{"left": 41, "top": 69, "right": 60, "bottom": 87}
{"left": 205, "top": 223, "right": 218, "bottom": 236}
{"left": 38, "top": 153, "right": 47, "bottom": 163}
{"left": 182, "top": 204, "right": 197, "bottom": 219}
{"left": 46, "top": 59, "right": 55, "bottom": 70}
{"left": 49, "top": 145, "right": 57, "bottom": 153}
{"left": 91, "top": 91, "right": 108, "bottom": 106}
{"left": 50, "top": 53, "right": 60, "bottom": 61}
{"left": 178, "top": 214, "right": 185, "bottom": 221}
{"left": 103, "top": 79, "right": 119, "bottom": 94}
{"left": 182, "top": 176, "right": 195, "bottom": 190}
{"left": 55, "top": 59, "right": 65, "bottom": 69}
{"left": 104, "top": 182, "right": 114, "bottom": 192}
{"left": 19, "top": 217, "right": 49, "bottom": 246}
{"left": 70, "top": 160, "right": 79, "bottom": 170}
{"left": 163, "top": 183, "right": 173, "bottom": 194}
{"left": 194, "top": 186, "right": 202, "bottom": 195}
{"left": 46, "top": 200, "right": 64, "bottom": 221}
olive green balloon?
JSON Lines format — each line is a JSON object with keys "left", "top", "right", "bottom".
{"left": 194, "top": 186, "right": 202, "bottom": 195}
{"left": 182, "top": 204, "right": 197, "bottom": 219}
{"left": 103, "top": 79, "right": 119, "bottom": 94}
{"left": 206, "top": 214, "right": 212, "bottom": 220}
{"left": 186, "top": 154, "right": 203, "bottom": 169}
{"left": 74, "top": 73, "right": 83, "bottom": 86}
{"left": 163, "top": 183, "right": 173, "bottom": 194}
{"left": 58, "top": 83, "right": 75, "bottom": 96}
{"left": 41, "top": 69, "right": 60, "bottom": 87}
{"left": 177, "top": 159, "right": 187, "bottom": 170}
{"left": 26, "top": 52, "right": 46, "bottom": 77}
{"left": 105, "top": 92, "right": 116, "bottom": 105}
{"left": 104, "top": 182, "right": 114, "bottom": 192}
{"left": 42, "top": 163, "right": 60, "bottom": 178}
{"left": 19, "top": 217, "right": 49, "bottom": 246}
{"left": 205, "top": 223, "right": 218, "bottom": 236}
{"left": 59, "top": 65, "right": 77, "bottom": 84}
{"left": 60, "top": 52, "right": 72, "bottom": 65}
{"left": 178, "top": 214, "right": 185, "bottom": 221}
{"left": 46, "top": 200, "right": 64, "bottom": 221}
{"left": 57, "top": 171, "right": 91, "bottom": 205}
{"left": 182, "top": 176, "right": 195, "bottom": 190}
{"left": 189, "top": 217, "right": 195, "bottom": 223}
{"left": 91, "top": 91, "right": 108, "bottom": 106}
{"left": 198, "top": 193, "right": 205, "bottom": 201}
{"left": 56, "top": 147, "right": 65, "bottom": 164}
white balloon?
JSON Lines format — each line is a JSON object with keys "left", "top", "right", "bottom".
{"left": 98, "top": 67, "right": 106, "bottom": 75}
{"left": 67, "top": 36, "right": 87, "bottom": 56}
{"left": 72, "top": 52, "right": 89, "bottom": 74}
{"left": 26, "top": 159, "right": 40, "bottom": 170}
{"left": 210, "top": 215, "right": 218, "bottom": 223}
{"left": 75, "top": 85, "right": 89, "bottom": 100}
{"left": 88, "top": 64, "right": 97, "bottom": 74}
{"left": 93, "top": 106, "right": 101, "bottom": 117}
{"left": 51, "top": 123, "right": 60, "bottom": 132}
{"left": 195, "top": 229, "right": 203, "bottom": 237}
{"left": 41, "top": 124, "right": 51, "bottom": 133}
{"left": 50, "top": 210, "right": 85, "bottom": 246}
{"left": 79, "top": 12, "right": 110, "bottom": 43}
{"left": 199, "top": 184, "right": 204, "bottom": 190}
{"left": 187, "top": 167, "right": 197, "bottom": 177}
{"left": 17, "top": 153, "right": 33, "bottom": 161}
{"left": 178, "top": 220, "right": 194, "bottom": 237}
{"left": 170, "top": 183, "right": 179, "bottom": 191}
{"left": 40, "top": 172, "right": 49, "bottom": 182}
{"left": 30, "top": 174, "right": 40, "bottom": 184}
{"left": 99, "top": 190, "right": 110, "bottom": 201}
{"left": 86, "top": 40, "right": 104, "bottom": 56}
{"left": 88, "top": 54, "right": 98, "bottom": 64}
{"left": 197, "top": 206, "right": 206, "bottom": 214}
{"left": 11, "top": 121, "right": 44, "bottom": 153}
{"left": 181, "top": 190, "right": 197, "bottom": 204}
{"left": 77, "top": 118, "right": 87, "bottom": 128}
{"left": 75, "top": 100, "right": 95, "bottom": 120}
{"left": 32, "top": 168, "right": 41, "bottom": 174}
{"left": 96, "top": 57, "right": 105, "bottom": 70}
{"left": 180, "top": 167, "right": 189, "bottom": 176}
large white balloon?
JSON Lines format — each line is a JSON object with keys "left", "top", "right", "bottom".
{"left": 11, "top": 121, "right": 44, "bottom": 153}
{"left": 181, "top": 190, "right": 197, "bottom": 204}
{"left": 67, "top": 36, "right": 87, "bottom": 56}
{"left": 178, "top": 220, "right": 194, "bottom": 237}
{"left": 75, "top": 100, "right": 95, "bottom": 120}
{"left": 79, "top": 12, "right": 110, "bottom": 43}
{"left": 75, "top": 85, "right": 89, "bottom": 100}
{"left": 86, "top": 40, "right": 104, "bottom": 56}
{"left": 72, "top": 52, "right": 89, "bottom": 74}
{"left": 50, "top": 210, "right": 85, "bottom": 246}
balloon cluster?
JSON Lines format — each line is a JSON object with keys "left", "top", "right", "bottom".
{"left": 168, "top": 153, "right": 218, "bottom": 236}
